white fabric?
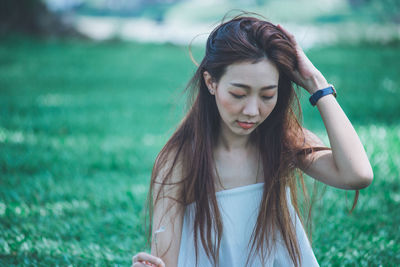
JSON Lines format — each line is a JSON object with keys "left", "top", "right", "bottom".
{"left": 177, "top": 183, "right": 319, "bottom": 267}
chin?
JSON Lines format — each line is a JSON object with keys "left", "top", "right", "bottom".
{"left": 231, "top": 126, "right": 257, "bottom": 135}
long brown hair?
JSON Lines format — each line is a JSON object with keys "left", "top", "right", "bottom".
{"left": 145, "top": 12, "right": 359, "bottom": 267}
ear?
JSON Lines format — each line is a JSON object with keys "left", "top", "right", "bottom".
{"left": 203, "top": 71, "right": 217, "bottom": 95}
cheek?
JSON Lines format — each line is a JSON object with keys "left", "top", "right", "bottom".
{"left": 216, "top": 94, "right": 240, "bottom": 115}
{"left": 261, "top": 101, "right": 277, "bottom": 118}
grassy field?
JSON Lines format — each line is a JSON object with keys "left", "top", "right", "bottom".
{"left": 0, "top": 36, "right": 399, "bottom": 266}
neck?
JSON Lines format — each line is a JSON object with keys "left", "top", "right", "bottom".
{"left": 217, "top": 122, "right": 252, "bottom": 151}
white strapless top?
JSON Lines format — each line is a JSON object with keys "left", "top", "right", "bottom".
{"left": 177, "top": 183, "right": 319, "bottom": 267}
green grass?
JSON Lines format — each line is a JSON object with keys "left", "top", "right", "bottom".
{"left": 0, "top": 36, "right": 399, "bottom": 266}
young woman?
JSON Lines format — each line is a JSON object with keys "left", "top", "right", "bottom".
{"left": 132, "top": 14, "right": 373, "bottom": 267}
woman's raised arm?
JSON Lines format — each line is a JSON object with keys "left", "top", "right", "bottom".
{"left": 277, "top": 24, "right": 373, "bottom": 190}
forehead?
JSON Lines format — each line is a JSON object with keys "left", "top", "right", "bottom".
{"left": 221, "top": 59, "right": 279, "bottom": 86}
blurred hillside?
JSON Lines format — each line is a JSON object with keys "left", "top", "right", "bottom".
{"left": 45, "top": 0, "right": 400, "bottom": 24}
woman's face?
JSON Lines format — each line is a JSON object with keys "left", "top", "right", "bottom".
{"left": 204, "top": 59, "right": 279, "bottom": 136}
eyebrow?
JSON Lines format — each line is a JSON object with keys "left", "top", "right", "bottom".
{"left": 230, "top": 82, "right": 277, "bottom": 91}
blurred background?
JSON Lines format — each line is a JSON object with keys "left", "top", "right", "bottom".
{"left": 1, "top": 0, "right": 399, "bottom": 266}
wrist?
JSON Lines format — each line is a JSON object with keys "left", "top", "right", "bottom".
{"left": 307, "top": 73, "right": 329, "bottom": 94}
{"left": 309, "top": 85, "right": 336, "bottom": 106}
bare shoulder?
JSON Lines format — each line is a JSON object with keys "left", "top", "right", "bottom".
{"left": 152, "top": 148, "right": 184, "bottom": 199}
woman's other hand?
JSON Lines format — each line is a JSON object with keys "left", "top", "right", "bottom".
{"left": 132, "top": 252, "right": 166, "bottom": 267}
{"left": 277, "top": 24, "right": 329, "bottom": 93}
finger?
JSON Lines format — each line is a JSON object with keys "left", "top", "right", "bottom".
{"left": 132, "top": 254, "right": 139, "bottom": 263}
{"left": 139, "top": 260, "right": 159, "bottom": 267}
{"left": 133, "top": 253, "right": 165, "bottom": 267}
{"left": 276, "top": 24, "right": 298, "bottom": 46}
{"left": 132, "top": 263, "right": 156, "bottom": 267}
{"left": 132, "top": 259, "right": 157, "bottom": 267}
{"left": 276, "top": 24, "right": 291, "bottom": 38}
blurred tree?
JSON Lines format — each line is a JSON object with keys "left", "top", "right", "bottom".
{"left": 231, "top": 0, "right": 268, "bottom": 7}
{"left": 0, "top": 0, "right": 81, "bottom": 36}
{"left": 348, "top": 0, "right": 400, "bottom": 23}
{"left": 78, "top": 0, "right": 183, "bottom": 22}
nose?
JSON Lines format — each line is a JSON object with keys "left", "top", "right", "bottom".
{"left": 242, "top": 96, "right": 260, "bottom": 117}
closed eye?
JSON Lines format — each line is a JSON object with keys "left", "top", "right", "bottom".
{"left": 262, "top": 95, "right": 274, "bottom": 100}
{"left": 230, "top": 93, "right": 245, "bottom": 99}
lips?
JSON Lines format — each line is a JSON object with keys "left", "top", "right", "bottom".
{"left": 237, "top": 121, "right": 256, "bottom": 129}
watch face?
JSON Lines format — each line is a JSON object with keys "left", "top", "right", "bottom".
{"left": 329, "top": 84, "right": 337, "bottom": 97}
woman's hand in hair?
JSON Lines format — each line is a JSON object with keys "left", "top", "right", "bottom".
{"left": 132, "top": 252, "right": 165, "bottom": 267}
{"left": 277, "top": 24, "right": 329, "bottom": 94}
{"left": 280, "top": 23, "right": 374, "bottom": 190}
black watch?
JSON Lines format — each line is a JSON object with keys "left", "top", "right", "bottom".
{"left": 309, "top": 85, "right": 336, "bottom": 106}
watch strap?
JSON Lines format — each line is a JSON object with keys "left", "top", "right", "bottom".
{"left": 309, "top": 85, "right": 336, "bottom": 106}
